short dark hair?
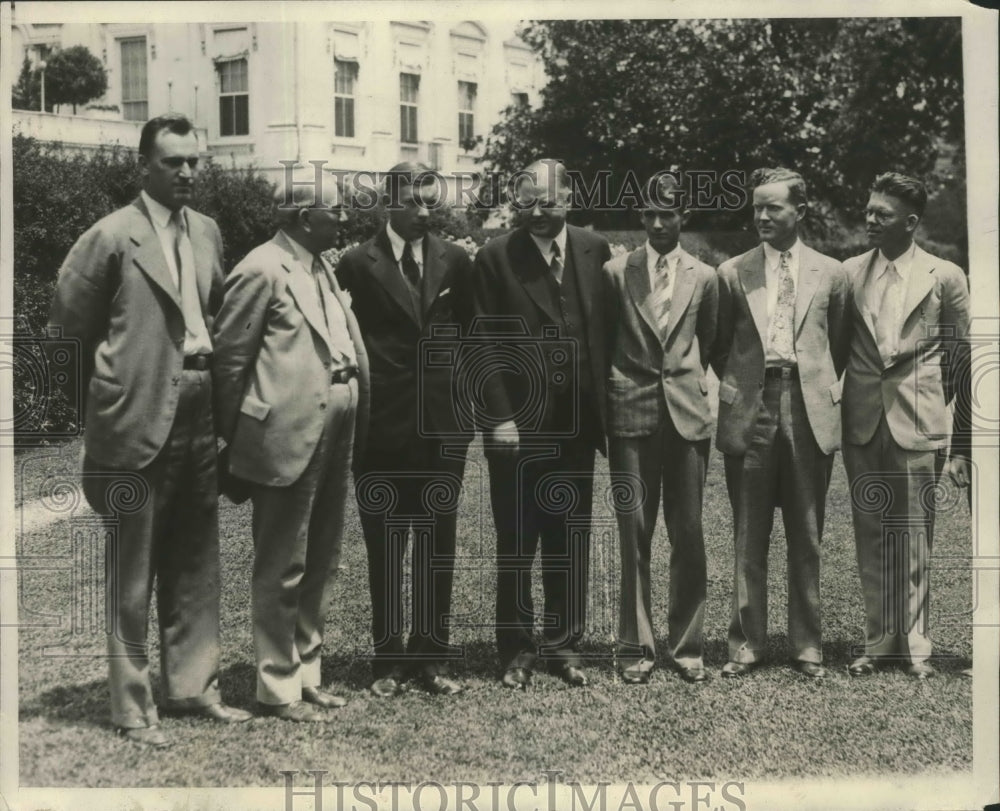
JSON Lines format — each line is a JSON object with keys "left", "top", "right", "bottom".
{"left": 381, "top": 161, "right": 437, "bottom": 205}
{"left": 641, "top": 171, "right": 686, "bottom": 210}
{"left": 750, "top": 166, "right": 808, "bottom": 206}
{"left": 870, "top": 172, "right": 927, "bottom": 217}
{"left": 139, "top": 114, "right": 196, "bottom": 157}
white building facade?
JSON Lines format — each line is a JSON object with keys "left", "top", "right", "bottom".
{"left": 10, "top": 20, "right": 543, "bottom": 178}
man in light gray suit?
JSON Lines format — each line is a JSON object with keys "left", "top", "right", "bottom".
{"left": 842, "top": 172, "right": 970, "bottom": 680}
{"left": 213, "top": 171, "right": 369, "bottom": 721}
{"left": 604, "top": 172, "right": 718, "bottom": 684}
{"left": 714, "top": 167, "right": 850, "bottom": 679}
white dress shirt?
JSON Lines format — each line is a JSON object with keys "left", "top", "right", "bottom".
{"left": 530, "top": 226, "right": 568, "bottom": 275}
{"left": 866, "top": 242, "right": 915, "bottom": 359}
{"left": 386, "top": 222, "right": 424, "bottom": 280}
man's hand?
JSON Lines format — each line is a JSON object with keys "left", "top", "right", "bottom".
{"left": 492, "top": 420, "right": 519, "bottom": 454}
{"left": 945, "top": 456, "right": 971, "bottom": 489}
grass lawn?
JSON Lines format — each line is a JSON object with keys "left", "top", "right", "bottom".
{"left": 14, "top": 430, "right": 973, "bottom": 788}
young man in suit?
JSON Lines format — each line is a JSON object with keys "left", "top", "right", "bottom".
{"left": 714, "top": 167, "right": 850, "bottom": 679}
{"left": 213, "top": 171, "right": 369, "bottom": 721}
{"left": 604, "top": 172, "right": 718, "bottom": 685}
{"left": 335, "top": 163, "right": 473, "bottom": 698}
{"left": 842, "top": 172, "right": 970, "bottom": 679}
{"left": 49, "top": 114, "right": 250, "bottom": 747}
{"left": 472, "top": 159, "right": 611, "bottom": 689}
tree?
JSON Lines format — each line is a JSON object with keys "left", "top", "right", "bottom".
{"left": 11, "top": 55, "right": 41, "bottom": 110}
{"left": 42, "top": 45, "right": 108, "bottom": 114}
{"left": 482, "top": 19, "right": 964, "bottom": 231}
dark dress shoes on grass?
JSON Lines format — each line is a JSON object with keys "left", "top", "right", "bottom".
{"left": 257, "top": 700, "right": 326, "bottom": 723}
{"left": 302, "top": 686, "right": 348, "bottom": 708}
{"left": 117, "top": 724, "right": 170, "bottom": 748}
{"left": 501, "top": 667, "right": 530, "bottom": 690}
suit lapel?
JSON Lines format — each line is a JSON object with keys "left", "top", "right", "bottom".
{"left": 665, "top": 249, "right": 697, "bottom": 340}
{"left": 421, "top": 233, "right": 449, "bottom": 315}
{"left": 566, "top": 227, "right": 596, "bottom": 327}
{"left": 511, "top": 229, "right": 561, "bottom": 323}
{"left": 275, "top": 232, "right": 335, "bottom": 357}
{"left": 368, "top": 230, "right": 421, "bottom": 326}
{"left": 901, "top": 245, "right": 936, "bottom": 327}
{"left": 129, "top": 198, "right": 182, "bottom": 312}
{"left": 851, "top": 249, "right": 879, "bottom": 339}
{"left": 793, "top": 246, "right": 822, "bottom": 336}
{"left": 624, "top": 247, "right": 660, "bottom": 339}
{"left": 738, "top": 245, "right": 768, "bottom": 349}
{"left": 183, "top": 210, "right": 212, "bottom": 312}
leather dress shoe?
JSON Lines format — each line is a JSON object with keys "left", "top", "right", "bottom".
{"left": 302, "top": 686, "right": 347, "bottom": 709}
{"left": 847, "top": 656, "right": 878, "bottom": 677}
{"left": 905, "top": 661, "right": 936, "bottom": 680}
{"left": 257, "top": 700, "right": 326, "bottom": 722}
{"left": 117, "top": 724, "right": 170, "bottom": 748}
{"left": 501, "top": 667, "right": 530, "bottom": 690}
{"left": 676, "top": 666, "right": 708, "bottom": 683}
{"left": 621, "top": 667, "right": 650, "bottom": 685}
{"left": 558, "top": 665, "right": 588, "bottom": 687}
{"left": 721, "top": 660, "right": 761, "bottom": 678}
{"left": 162, "top": 702, "right": 252, "bottom": 723}
{"left": 370, "top": 676, "right": 402, "bottom": 698}
{"left": 421, "top": 674, "right": 463, "bottom": 696}
{"left": 792, "top": 661, "right": 826, "bottom": 679}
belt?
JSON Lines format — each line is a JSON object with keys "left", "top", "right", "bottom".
{"left": 183, "top": 354, "right": 212, "bottom": 371}
{"left": 330, "top": 365, "right": 358, "bottom": 384}
{"left": 764, "top": 365, "right": 798, "bottom": 380}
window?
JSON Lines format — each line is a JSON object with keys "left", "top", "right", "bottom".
{"left": 217, "top": 58, "right": 249, "bottom": 136}
{"left": 334, "top": 59, "right": 358, "bottom": 138}
{"left": 458, "top": 81, "right": 477, "bottom": 145}
{"left": 511, "top": 92, "right": 529, "bottom": 109}
{"left": 119, "top": 37, "right": 148, "bottom": 122}
{"left": 400, "top": 73, "right": 419, "bottom": 144}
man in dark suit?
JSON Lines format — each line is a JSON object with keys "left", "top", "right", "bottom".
{"left": 604, "top": 172, "right": 718, "bottom": 685}
{"left": 714, "top": 167, "right": 850, "bottom": 679}
{"left": 213, "top": 172, "right": 369, "bottom": 720}
{"left": 336, "top": 163, "right": 472, "bottom": 697}
{"left": 49, "top": 114, "right": 250, "bottom": 747}
{"left": 842, "top": 172, "right": 970, "bottom": 679}
{"left": 472, "top": 159, "right": 610, "bottom": 689}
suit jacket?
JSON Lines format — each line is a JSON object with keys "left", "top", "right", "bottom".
{"left": 212, "top": 230, "right": 370, "bottom": 486}
{"left": 604, "top": 245, "right": 718, "bottom": 440}
{"left": 842, "top": 244, "right": 970, "bottom": 451}
{"left": 335, "top": 230, "right": 474, "bottom": 451}
{"left": 714, "top": 243, "right": 850, "bottom": 456}
{"left": 471, "top": 224, "right": 611, "bottom": 450}
{"left": 49, "top": 196, "right": 224, "bottom": 470}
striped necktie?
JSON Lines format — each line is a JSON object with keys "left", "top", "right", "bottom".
{"left": 651, "top": 253, "right": 673, "bottom": 342}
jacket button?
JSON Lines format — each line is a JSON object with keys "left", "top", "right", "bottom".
{"left": 758, "top": 381, "right": 764, "bottom": 389}
{"left": 173, "top": 376, "right": 180, "bottom": 385}
{"left": 320, "top": 403, "right": 327, "bottom": 410}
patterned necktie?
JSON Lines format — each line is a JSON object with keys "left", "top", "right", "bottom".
{"left": 767, "top": 250, "right": 795, "bottom": 362}
{"left": 874, "top": 262, "right": 901, "bottom": 364}
{"left": 549, "top": 241, "right": 563, "bottom": 286}
{"left": 651, "top": 253, "right": 673, "bottom": 343}
{"left": 401, "top": 241, "right": 421, "bottom": 291}
{"left": 171, "top": 210, "right": 210, "bottom": 351}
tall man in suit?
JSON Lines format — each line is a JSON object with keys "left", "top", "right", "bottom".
{"left": 714, "top": 167, "right": 850, "bottom": 679}
{"left": 49, "top": 114, "right": 250, "bottom": 747}
{"left": 842, "top": 172, "right": 970, "bottom": 680}
{"left": 213, "top": 170, "right": 369, "bottom": 721}
{"left": 604, "top": 172, "right": 718, "bottom": 685}
{"left": 472, "top": 159, "right": 611, "bottom": 689}
{"left": 335, "top": 163, "right": 472, "bottom": 697}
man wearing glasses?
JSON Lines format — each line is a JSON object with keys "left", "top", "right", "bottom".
{"left": 213, "top": 170, "right": 369, "bottom": 721}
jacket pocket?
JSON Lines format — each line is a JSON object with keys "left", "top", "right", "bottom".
{"left": 718, "top": 381, "right": 738, "bottom": 405}
{"left": 239, "top": 394, "right": 271, "bottom": 421}
{"left": 829, "top": 379, "right": 842, "bottom": 405}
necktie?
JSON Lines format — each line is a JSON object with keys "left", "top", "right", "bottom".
{"left": 312, "top": 255, "right": 350, "bottom": 366}
{"left": 874, "top": 262, "right": 901, "bottom": 364}
{"left": 651, "top": 253, "right": 673, "bottom": 342}
{"left": 171, "top": 210, "right": 210, "bottom": 352}
{"left": 401, "top": 241, "right": 421, "bottom": 291}
{"left": 549, "top": 242, "right": 563, "bottom": 286}
{"left": 767, "top": 250, "right": 795, "bottom": 363}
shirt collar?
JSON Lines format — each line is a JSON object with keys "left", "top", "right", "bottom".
{"left": 877, "top": 242, "right": 916, "bottom": 281}
{"left": 386, "top": 223, "right": 424, "bottom": 264}
{"left": 529, "top": 225, "right": 568, "bottom": 262}
{"left": 762, "top": 238, "right": 801, "bottom": 270}
{"left": 282, "top": 229, "right": 319, "bottom": 273}
{"left": 645, "top": 241, "right": 682, "bottom": 272}
{"left": 141, "top": 190, "right": 181, "bottom": 229}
